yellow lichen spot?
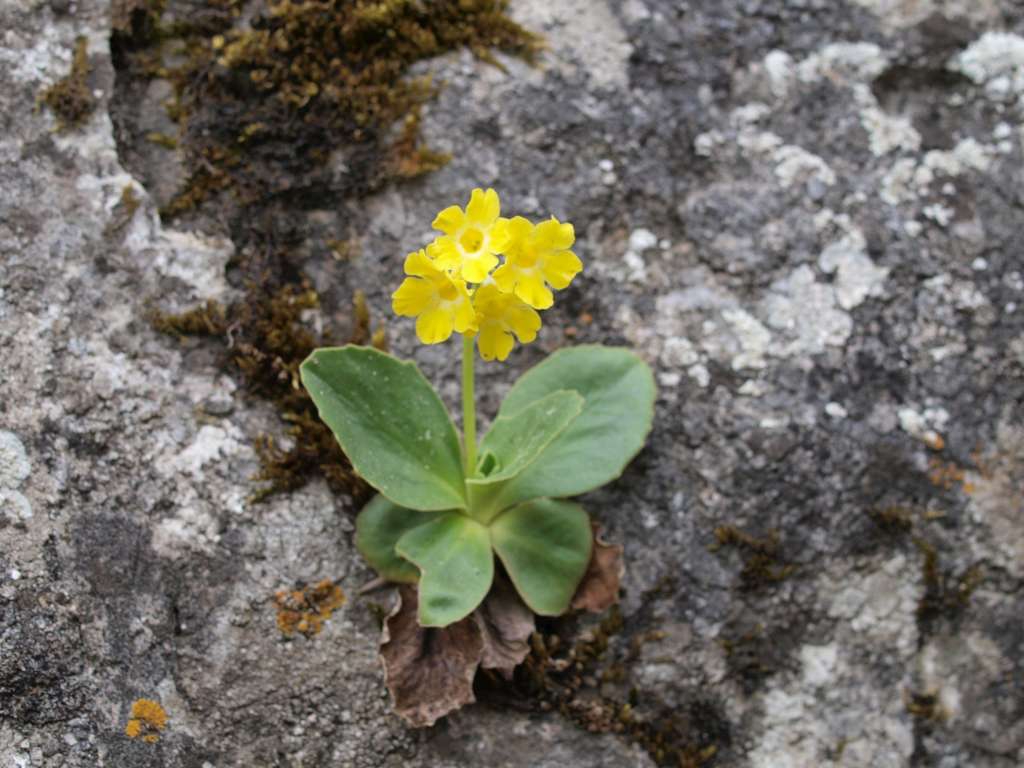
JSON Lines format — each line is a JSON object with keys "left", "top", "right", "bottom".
{"left": 125, "top": 698, "right": 167, "bottom": 743}
{"left": 274, "top": 579, "right": 346, "bottom": 638}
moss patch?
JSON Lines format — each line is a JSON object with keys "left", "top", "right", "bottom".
{"left": 867, "top": 505, "right": 915, "bottom": 535}
{"left": 482, "top": 575, "right": 730, "bottom": 768}
{"left": 112, "top": 0, "right": 541, "bottom": 219}
{"left": 914, "top": 537, "right": 983, "bottom": 630}
{"left": 151, "top": 283, "right": 384, "bottom": 500}
{"left": 40, "top": 37, "right": 96, "bottom": 131}
{"left": 720, "top": 624, "right": 779, "bottom": 694}
{"left": 904, "top": 688, "right": 949, "bottom": 723}
{"left": 511, "top": 610, "right": 727, "bottom": 767}
{"left": 710, "top": 525, "right": 796, "bottom": 590}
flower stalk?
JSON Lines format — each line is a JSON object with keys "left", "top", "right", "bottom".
{"left": 461, "top": 334, "right": 477, "bottom": 478}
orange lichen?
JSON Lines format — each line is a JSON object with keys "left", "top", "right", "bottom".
{"left": 928, "top": 458, "right": 967, "bottom": 492}
{"left": 125, "top": 698, "right": 168, "bottom": 743}
{"left": 275, "top": 579, "right": 346, "bottom": 637}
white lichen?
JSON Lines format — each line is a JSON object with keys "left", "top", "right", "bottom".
{"left": 0, "top": 431, "right": 30, "bottom": 490}
{"left": 797, "top": 42, "right": 888, "bottom": 85}
{"left": 773, "top": 145, "right": 837, "bottom": 188}
{"left": 950, "top": 32, "right": 1024, "bottom": 108}
{"left": 855, "top": 84, "right": 921, "bottom": 157}
{"left": 0, "top": 490, "right": 33, "bottom": 522}
{"left": 818, "top": 230, "right": 890, "bottom": 310}
{"left": 165, "top": 424, "right": 243, "bottom": 479}
{"left": 721, "top": 308, "right": 772, "bottom": 371}
{"left": 762, "top": 266, "right": 853, "bottom": 356}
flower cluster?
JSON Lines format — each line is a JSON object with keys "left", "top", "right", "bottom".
{"left": 392, "top": 189, "right": 582, "bottom": 361}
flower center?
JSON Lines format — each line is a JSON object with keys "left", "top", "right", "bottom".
{"left": 438, "top": 281, "right": 458, "bottom": 301}
{"left": 459, "top": 227, "right": 484, "bottom": 254}
{"left": 516, "top": 246, "right": 538, "bottom": 268}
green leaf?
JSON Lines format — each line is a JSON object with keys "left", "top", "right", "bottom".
{"left": 300, "top": 346, "right": 466, "bottom": 511}
{"left": 355, "top": 495, "right": 446, "bottom": 583}
{"left": 475, "top": 390, "right": 583, "bottom": 481}
{"left": 466, "top": 390, "right": 583, "bottom": 521}
{"left": 490, "top": 499, "right": 592, "bottom": 616}
{"left": 488, "top": 346, "right": 655, "bottom": 510}
{"left": 395, "top": 513, "right": 494, "bottom": 627}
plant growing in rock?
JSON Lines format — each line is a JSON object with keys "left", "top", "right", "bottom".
{"left": 300, "top": 189, "right": 655, "bottom": 632}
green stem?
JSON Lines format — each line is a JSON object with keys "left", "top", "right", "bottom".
{"left": 462, "top": 334, "right": 477, "bottom": 478}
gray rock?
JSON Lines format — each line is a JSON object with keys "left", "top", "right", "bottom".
{"left": 2, "top": 0, "right": 1023, "bottom": 766}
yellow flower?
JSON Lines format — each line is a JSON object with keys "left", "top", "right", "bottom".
{"left": 493, "top": 216, "right": 582, "bottom": 309}
{"left": 470, "top": 283, "right": 541, "bottom": 362}
{"left": 392, "top": 250, "right": 476, "bottom": 344}
{"left": 427, "top": 188, "right": 511, "bottom": 283}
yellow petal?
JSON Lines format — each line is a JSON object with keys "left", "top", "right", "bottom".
{"left": 488, "top": 217, "right": 511, "bottom": 253}
{"left": 491, "top": 263, "right": 516, "bottom": 294}
{"left": 403, "top": 249, "right": 435, "bottom": 277}
{"left": 466, "top": 187, "right": 500, "bottom": 224}
{"left": 432, "top": 205, "right": 465, "bottom": 235}
{"left": 452, "top": 293, "right": 477, "bottom": 333}
{"left": 416, "top": 308, "right": 454, "bottom": 344}
{"left": 535, "top": 217, "right": 575, "bottom": 250}
{"left": 478, "top": 322, "right": 514, "bottom": 362}
{"left": 473, "top": 282, "right": 502, "bottom": 306}
{"left": 426, "top": 237, "right": 462, "bottom": 273}
{"left": 541, "top": 249, "right": 583, "bottom": 290}
{"left": 514, "top": 272, "right": 553, "bottom": 310}
{"left": 507, "top": 216, "right": 533, "bottom": 243}
{"left": 392, "top": 277, "right": 436, "bottom": 316}
{"left": 505, "top": 302, "right": 541, "bottom": 343}
{"left": 461, "top": 251, "right": 499, "bottom": 283}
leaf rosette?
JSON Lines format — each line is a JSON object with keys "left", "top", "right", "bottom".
{"left": 300, "top": 344, "right": 655, "bottom": 626}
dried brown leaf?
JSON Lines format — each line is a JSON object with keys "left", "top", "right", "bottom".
{"left": 571, "top": 525, "right": 624, "bottom": 613}
{"left": 379, "top": 586, "right": 482, "bottom": 728}
{"left": 475, "top": 576, "right": 535, "bottom": 679}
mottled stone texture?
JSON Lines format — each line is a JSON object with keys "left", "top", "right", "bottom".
{"left": 2, "top": 0, "right": 1023, "bottom": 766}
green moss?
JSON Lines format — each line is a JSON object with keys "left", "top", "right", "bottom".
{"left": 914, "top": 537, "right": 983, "bottom": 628}
{"left": 493, "top": 603, "right": 729, "bottom": 767}
{"left": 326, "top": 238, "right": 361, "bottom": 262}
{"left": 905, "top": 689, "right": 948, "bottom": 722}
{"left": 868, "top": 505, "right": 914, "bottom": 535}
{"left": 114, "top": 0, "right": 541, "bottom": 218}
{"left": 40, "top": 37, "right": 96, "bottom": 131}
{"left": 710, "top": 526, "right": 796, "bottom": 590}
{"left": 104, "top": 185, "right": 143, "bottom": 237}
{"left": 111, "top": 0, "right": 168, "bottom": 34}
{"left": 152, "top": 283, "right": 386, "bottom": 501}
{"left": 150, "top": 299, "right": 227, "bottom": 337}
{"left": 720, "top": 625, "right": 775, "bottom": 693}
{"left": 390, "top": 108, "right": 453, "bottom": 179}
{"left": 145, "top": 131, "right": 179, "bottom": 149}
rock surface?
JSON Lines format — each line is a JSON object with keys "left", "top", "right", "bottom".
{"left": 2, "top": 0, "right": 1024, "bottom": 766}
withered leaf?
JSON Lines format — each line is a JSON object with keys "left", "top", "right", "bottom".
{"left": 571, "top": 525, "right": 624, "bottom": 613}
{"left": 475, "top": 575, "right": 535, "bottom": 679}
{"left": 379, "top": 586, "right": 482, "bottom": 728}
